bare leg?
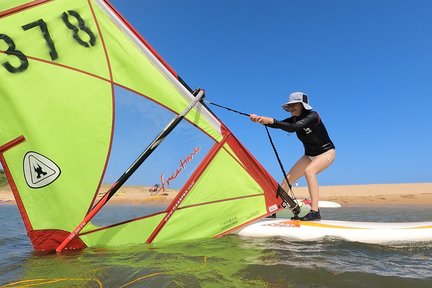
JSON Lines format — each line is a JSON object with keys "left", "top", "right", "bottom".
{"left": 304, "top": 150, "right": 336, "bottom": 211}
{"left": 281, "top": 155, "right": 311, "bottom": 192}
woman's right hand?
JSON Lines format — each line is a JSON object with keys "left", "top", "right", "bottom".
{"left": 250, "top": 114, "right": 274, "bottom": 125}
{"left": 249, "top": 114, "right": 260, "bottom": 122}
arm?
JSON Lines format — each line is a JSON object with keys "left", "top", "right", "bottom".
{"left": 249, "top": 114, "right": 274, "bottom": 125}
{"left": 268, "top": 112, "right": 319, "bottom": 133}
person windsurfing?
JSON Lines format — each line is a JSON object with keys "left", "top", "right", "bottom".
{"left": 250, "top": 92, "right": 335, "bottom": 221}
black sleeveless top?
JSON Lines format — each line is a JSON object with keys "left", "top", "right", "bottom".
{"left": 267, "top": 110, "right": 335, "bottom": 156}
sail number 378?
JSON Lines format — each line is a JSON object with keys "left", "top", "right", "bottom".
{"left": 0, "top": 10, "right": 96, "bottom": 73}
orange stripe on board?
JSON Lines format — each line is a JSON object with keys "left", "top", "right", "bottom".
{"left": 403, "top": 225, "right": 432, "bottom": 230}
{"left": 299, "top": 221, "right": 367, "bottom": 229}
{"left": 264, "top": 220, "right": 367, "bottom": 230}
{"left": 275, "top": 221, "right": 432, "bottom": 230}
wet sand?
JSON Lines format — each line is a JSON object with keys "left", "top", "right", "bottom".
{"left": 1, "top": 183, "right": 431, "bottom": 206}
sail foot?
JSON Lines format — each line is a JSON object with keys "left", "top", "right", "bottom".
{"left": 28, "top": 229, "right": 87, "bottom": 252}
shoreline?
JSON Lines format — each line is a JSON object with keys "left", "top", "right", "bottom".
{"left": 291, "top": 183, "right": 432, "bottom": 207}
{"left": 1, "top": 183, "right": 431, "bottom": 207}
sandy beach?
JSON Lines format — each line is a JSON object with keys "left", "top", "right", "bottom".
{"left": 291, "top": 183, "right": 432, "bottom": 206}
{"left": 1, "top": 182, "right": 431, "bottom": 207}
{"left": 0, "top": 184, "right": 178, "bottom": 205}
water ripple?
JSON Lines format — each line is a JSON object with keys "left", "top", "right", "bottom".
{"left": 2, "top": 205, "right": 432, "bottom": 287}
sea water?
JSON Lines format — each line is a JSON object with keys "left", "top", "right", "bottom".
{"left": 1, "top": 204, "right": 432, "bottom": 288}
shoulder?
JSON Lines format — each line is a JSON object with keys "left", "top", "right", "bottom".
{"left": 313, "top": 111, "right": 321, "bottom": 120}
{"left": 279, "top": 116, "right": 294, "bottom": 123}
{"left": 304, "top": 110, "right": 319, "bottom": 119}
{"left": 302, "top": 110, "right": 321, "bottom": 126}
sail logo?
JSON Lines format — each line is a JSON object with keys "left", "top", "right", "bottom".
{"left": 23, "top": 152, "right": 61, "bottom": 189}
{"left": 159, "top": 147, "right": 200, "bottom": 191}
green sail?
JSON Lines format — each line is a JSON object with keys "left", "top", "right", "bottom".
{"left": 0, "top": 0, "right": 112, "bottom": 237}
{"left": 0, "top": 0, "right": 285, "bottom": 251}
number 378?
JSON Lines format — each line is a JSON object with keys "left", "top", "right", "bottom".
{"left": 0, "top": 10, "right": 96, "bottom": 73}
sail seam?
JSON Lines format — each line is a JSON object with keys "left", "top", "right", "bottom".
{"left": 101, "top": 0, "right": 178, "bottom": 78}
{"left": 0, "top": 154, "right": 34, "bottom": 235}
{"left": 113, "top": 82, "right": 221, "bottom": 143}
{"left": 0, "top": 135, "right": 26, "bottom": 153}
{"left": 0, "top": 0, "right": 52, "bottom": 18}
{"left": 79, "top": 210, "right": 166, "bottom": 236}
{"left": 177, "top": 193, "right": 264, "bottom": 210}
{"left": 85, "top": 0, "right": 116, "bottom": 213}
{"left": 0, "top": 51, "right": 111, "bottom": 83}
{"left": 214, "top": 214, "right": 266, "bottom": 239}
{"left": 226, "top": 135, "right": 283, "bottom": 209}
{"left": 98, "top": 0, "right": 222, "bottom": 136}
{"left": 146, "top": 133, "right": 231, "bottom": 243}
{"left": 79, "top": 194, "right": 264, "bottom": 236}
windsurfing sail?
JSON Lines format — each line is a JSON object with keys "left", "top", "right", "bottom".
{"left": 0, "top": 0, "right": 289, "bottom": 252}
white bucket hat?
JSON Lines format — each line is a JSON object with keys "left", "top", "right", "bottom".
{"left": 281, "top": 92, "right": 313, "bottom": 111}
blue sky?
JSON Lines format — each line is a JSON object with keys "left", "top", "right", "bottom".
{"left": 108, "top": 0, "right": 432, "bottom": 186}
{"left": 2, "top": 1, "right": 429, "bottom": 187}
